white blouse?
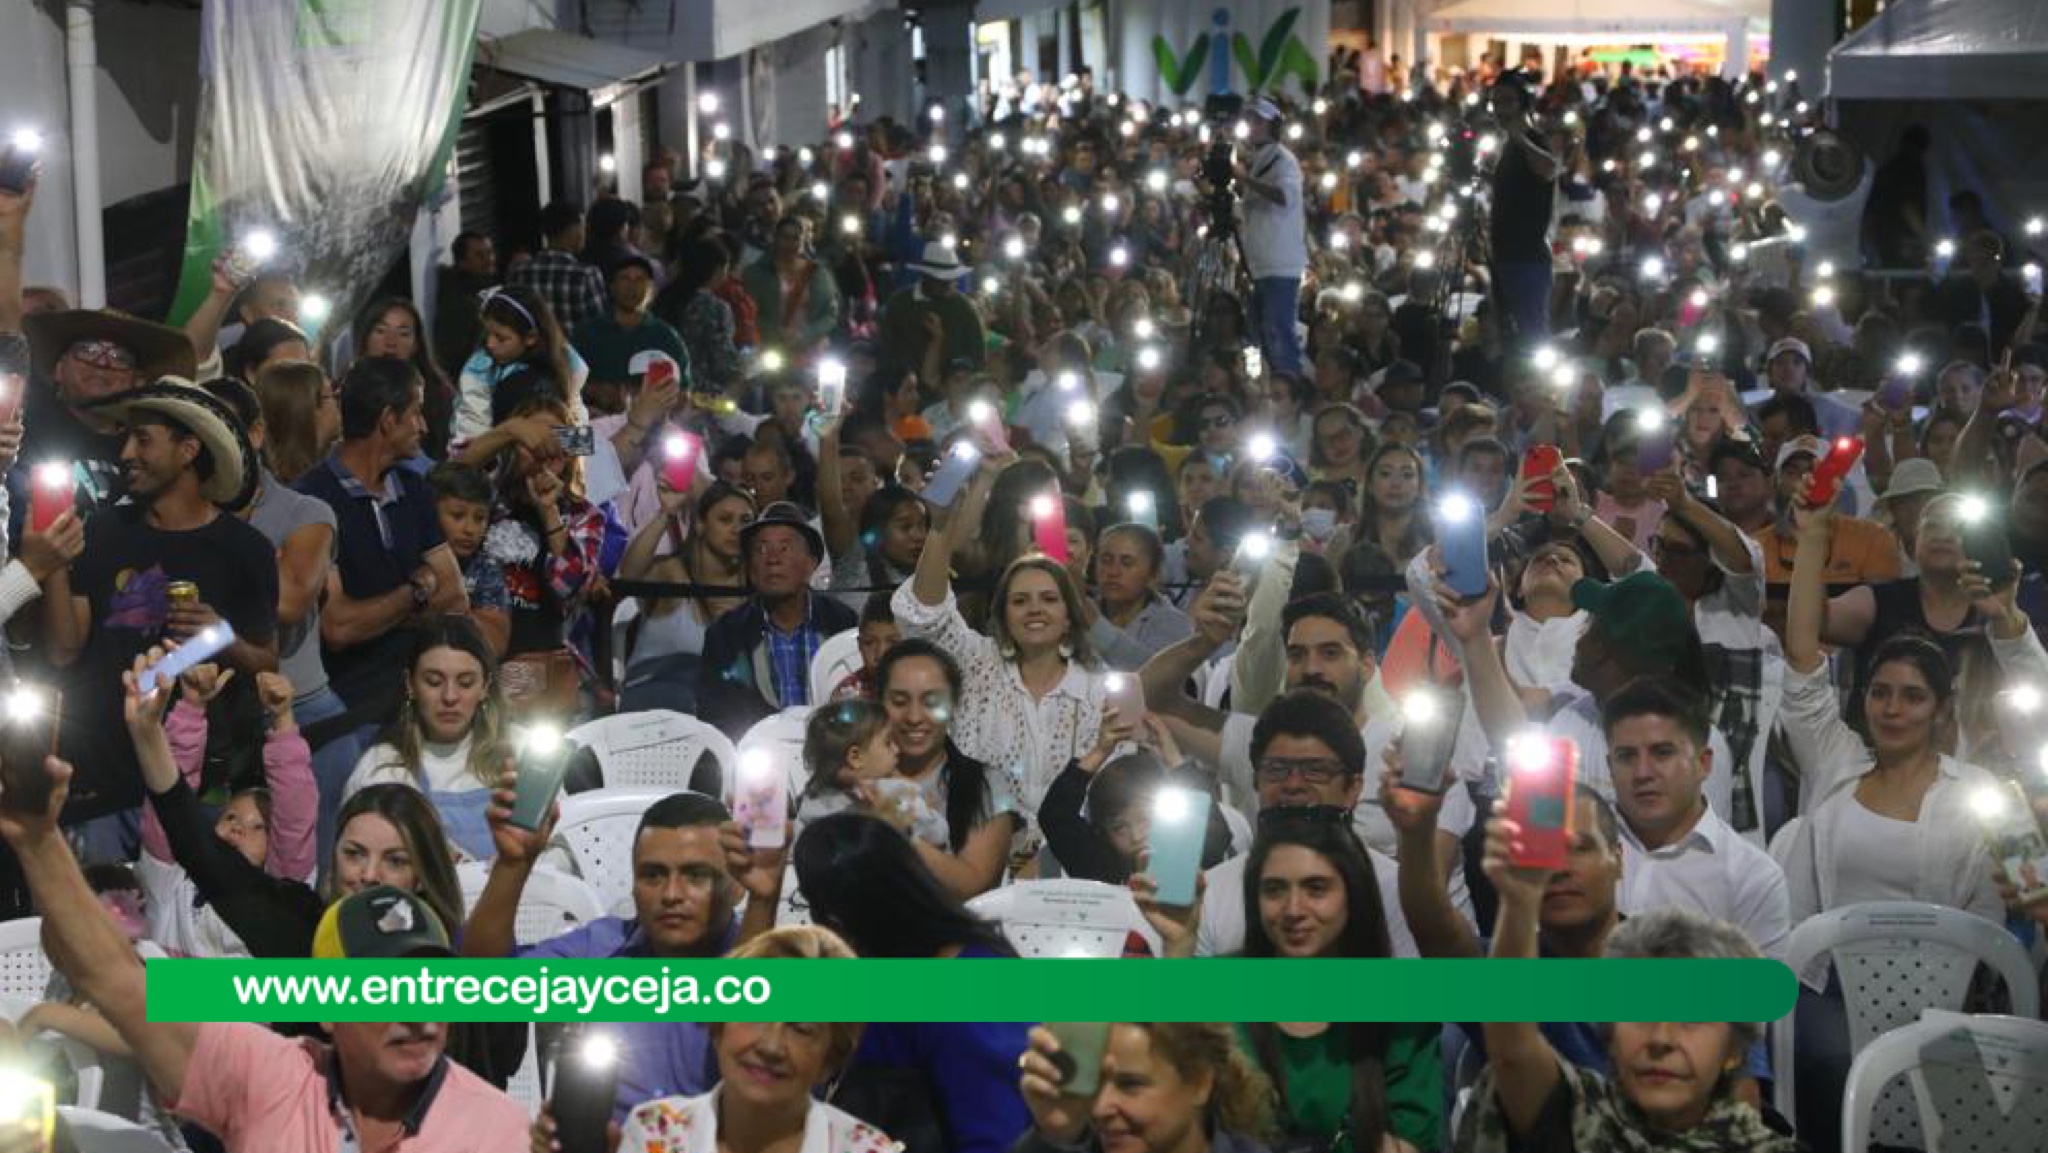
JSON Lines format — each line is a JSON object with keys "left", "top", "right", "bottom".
{"left": 620, "top": 1087, "right": 898, "bottom": 1153}
{"left": 890, "top": 584, "right": 1107, "bottom": 813}
{"left": 1777, "top": 660, "right": 2004, "bottom": 928}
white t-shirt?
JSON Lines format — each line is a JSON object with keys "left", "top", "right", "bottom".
{"left": 138, "top": 854, "right": 251, "bottom": 960}
{"left": 345, "top": 735, "right": 486, "bottom": 797}
{"left": 1195, "top": 847, "right": 1419, "bottom": 957}
{"left": 1242, "top": 143, "right": 1307, "bottom": 280}
{"left": 1617, "top": 806, "right": 1792, "bottom": 961}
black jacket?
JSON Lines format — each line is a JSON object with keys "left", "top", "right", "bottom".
{"left": 697, "top": 593, "right": 861, "bottom": 739}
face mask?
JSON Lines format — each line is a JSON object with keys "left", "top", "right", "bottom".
{"left": 1301, "top": 507, "right": 1338, "bottom": 541}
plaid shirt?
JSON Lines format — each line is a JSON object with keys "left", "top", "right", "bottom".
{"left": 509, "top": 250, "right": 608, "bottom": 331}
{"left": 763, "top": 596, "right": 825, "bottom": 707}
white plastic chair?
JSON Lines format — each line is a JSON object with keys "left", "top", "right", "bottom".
{"left": 0, "top": 995, "right": 104, "bottom": 1113}
{"left": 454, "top": 861, "right": 607, "bottom": 948}
{"left": 609, "top": 596, "right": 642, "bottom": 687}
{"left": 1219, "top": 801, "right": 1254, "bottom": 857}
{"left": 1774, "top": 901, "right": 2040, "bottom": 1146}
{"left": 808, "top": 628, "right": 863, "bottom": 704}
{"left": 967, "top": 878, "right": 1163, "bottom": 958}
{"left": 1843, "top": 1010, "right": 2048, "bottom": 1153}
{"left": 538, "top": 788, "right": 678, "bottom": 911}
{"left": 566, "top": 709, "right": 738, "bottom": 800}
{"left": 58, "top": 1107, "right": 178, "bottom": 1152}
{"left": 739, "top": 707, "right": 816, "bottom": 802}
{"left": 0, "top": 917, "right": 53, "bottom": 1001}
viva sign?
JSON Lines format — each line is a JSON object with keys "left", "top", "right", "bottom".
{"left": 1125, "top": 2, "right": 1329, "bottom": 105}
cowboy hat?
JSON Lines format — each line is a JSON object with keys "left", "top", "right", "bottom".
{"left": 82, "top": 377, "right": 258, "bottom": 510}
{"left": 909, "top": 240, "right": 973, "bottom": 281}
{"left": 22, "top": 310, "right": 197, "bottom": 383}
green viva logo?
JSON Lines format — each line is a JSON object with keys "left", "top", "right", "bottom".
{"left": 1153, "top": 6, "right": 1319, "bottom": 97}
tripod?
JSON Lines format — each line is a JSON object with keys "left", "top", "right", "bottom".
{"left": 1187, "top": 200, "right": 1256, "bottom": 353}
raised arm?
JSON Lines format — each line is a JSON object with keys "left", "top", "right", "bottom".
{"left": 1382, "top": 758, "right": 1482, "bottom": 959}
{"left": 1647, "top": 467, "right": 1753, "bottom": 575}
{"left": 1477, "top": 810, "right": 1566, "bottom": 1138}
{"left": 1431, "top": 570, "right": 1526, "bottom": 750}
{"left": 1783, "top": 490, "right": 1831, "bottom": 676}
{"left": 816, "top": 415, "right": 858, "bottom": 559}
{"left": 255, "top": 671, "right": 316, "bottom": 882}
{"left": 910, "top": 454, "right": 1003, "bottom": 608}
{"left": 462, "top": 768, "right": 551, "bottom": 959}
{"left": 181, "top": 258, "right": 240, "bottom": 369}
{"left": 0, "top": 760, "right": 200, "bottom": 1104}
{"left": 1552, "top": 465, "right": 1645, "bottom": 576}
{"left": 0, "top": 171, "right": 31, "bottom": 333}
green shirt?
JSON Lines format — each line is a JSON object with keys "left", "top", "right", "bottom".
{"left": 1234, "top": 1023, "right": 1443, "bottom": 1153}
{"left": 570, "top": 311, "right": 690, "bottom": 386}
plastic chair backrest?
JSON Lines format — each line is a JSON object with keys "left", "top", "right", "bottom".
{"left": 1774, "top": 901, "right": 2039, "bottom": 1145}
{"left": 456, "top": 861, "right": 608, "bottom": 947}
{"left": 1843, "top": 1011, "right": 2048, "bottom": 1153}
{"left": 809, "top": 628, "right": 863, "bottom": 705}
{"left": 565, "top": 710, "right": 737, "bottom": 800}
{"left": 966, "top": 879, "right": 1163, "bottom": 958}
{"left": 541, "top": 788, "right": 678, "bottom": 910}
{"left": 609, "top": 596, "right": 643, "bottom": 685}
{"left": 57, "top": 1107, "right": 178, "bottom": 1153}
{"left": 0, "top": 917, "right": 53, "bottom": 1002}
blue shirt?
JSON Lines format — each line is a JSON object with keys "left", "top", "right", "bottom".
{"left": 764, "top": 596, "right": 825, "bottom": 707}
{"left": 521, "top": 915, "right": 739, "bottom": 1121}
{"left": 853, "top": 946, "right": 1032, "bottom": 1153}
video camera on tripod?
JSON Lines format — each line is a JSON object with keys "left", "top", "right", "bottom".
{"left": 1197, "top": 93, "right": 1246, "bottom": 240}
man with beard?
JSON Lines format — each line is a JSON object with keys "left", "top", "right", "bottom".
{"left": 38, "top": 380, "right": 277, "bottom": 859}
{"left": 1140, "top": 584, "right": 1474, "bottom": 925}
{"left": 0, "top": 761, "right": 525, "bottom": 1153}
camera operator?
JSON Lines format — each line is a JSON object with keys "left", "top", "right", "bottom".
{"left": 1233, "top": 99, "right": 1308, "bottom": 378}
{"left": 1487, "top": 71, "right": 1565, "bottom": 352}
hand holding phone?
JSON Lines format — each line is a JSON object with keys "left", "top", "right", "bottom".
{"left": 660, "top": 430, "right": 701, "bottom": 493}
{"left": 509, "top": 723, "right": 573, "bottom": 832}
{"left": 1103, "top": 673, "right": 1145, "bottom": 726}
{"left": 1432, "top": 493, "right": 1489, "bottom": 598}
{"left": 735, "top": 749, "right": 788, "bottom": 849}
{"left": 1521, "top": 445, "right": 1562, "bottom": 513}
{"left": 1043, "top": 1022, "right": 1113, "bottom": 1098}
{"left": 1802, "top": 436, "right": 1864, "bottom": 509}
{"left": 550, "top": 1029, "right": 621, "bottom": 1153}
{"left": 0, "top": 130, "right": 42, "bottom": 196}
{"left": 0, "top": 684, "right": 62, "bottom": 816}
{"left": 1635, "top": 412, "right": 1676, "bottom": 474}
{"left": 1395, "top": 688, "right": 1456, "bottom": 794}
{"left": 922, "top": 442, "right": 982, "bottom": 509}
{"left": 29, "top": 462, "right": 75, "bottom": 533}
{"left": 1144, "top": 786, "right": 1212, "bottom": 907}
{"left": 1502, "top": 734, "right": 1577, "bottom": 871}
{"left": 137, "top": 624, "right": 236, "bottom": 695}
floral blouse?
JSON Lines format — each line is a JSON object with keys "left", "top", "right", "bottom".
{"left": 888, "top": 585, "right": 1107, "bottom": 818}
{"left": 620, "top": 1088, "right": 899, "bottom": 1153}
{"left": 672, "top": 290, "right": 742, "bottom": 392}
{"left": 485, "top": 497, "right": 606, "bottom": 654}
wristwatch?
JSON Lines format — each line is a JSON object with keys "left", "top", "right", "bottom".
{"left": 408, "top": 576, "right": 432, "bottom": 610}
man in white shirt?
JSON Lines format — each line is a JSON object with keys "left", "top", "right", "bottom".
{"left": 1602, "top": 676, "right": 1790, "bottom": 960}
{"left": 1602, "top": 327, "right": 1675, "bottom": 422}
{"left": 1234, "top": 99, "right": 1308, "bottom": 378}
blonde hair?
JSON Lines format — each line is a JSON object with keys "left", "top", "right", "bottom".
{"left": 720, "top": 927, "right": 863, "bottom": 1076}
{"left": 1130, "top": 1023, "right": 1276, "bottom": 1139}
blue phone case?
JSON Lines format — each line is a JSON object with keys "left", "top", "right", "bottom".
{"left": 1436, "top": 506, "right": 1489, "bottom": 599}
{"left": 923, "top": 446, "right": 981, "bottom": 508}
{"left": 1147, "top": 789, "right": 1212, "bottom": 907}
{"left": 140, "top": 624, "right": 237, "bottom": 693}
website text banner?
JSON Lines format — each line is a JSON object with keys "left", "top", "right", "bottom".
{"left": 146, "top": 959, "right": 1797, "bottom": 1024}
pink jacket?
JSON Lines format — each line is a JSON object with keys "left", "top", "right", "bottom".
{"left": 141, "top": 702, "right": 318, "bottom": 884}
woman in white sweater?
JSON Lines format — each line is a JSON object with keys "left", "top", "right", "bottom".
{"left": 1776, "top": 493, "right": 2026, "bottom": 925}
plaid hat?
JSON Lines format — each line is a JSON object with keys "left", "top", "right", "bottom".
{"left": 1774, "top": 434, "right": 1826, "bottom": 471}
{"left": 1572, "top": 572, "right": 1692, "bottom": 665}
{"left": 312, "top": 887, "right": 454, "bottom": 960}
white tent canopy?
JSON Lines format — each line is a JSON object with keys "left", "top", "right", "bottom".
{"left": 1424, "top": 0, "right": 1764, "bottom": 41}
{"left": 1829, "top": 0, "right": 2048, "bottom": 102}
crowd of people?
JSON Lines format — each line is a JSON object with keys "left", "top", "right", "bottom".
{"left": 0, "top": 38, "right": 2042, "bottom": 1153}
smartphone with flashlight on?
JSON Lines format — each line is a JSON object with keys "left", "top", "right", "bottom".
{"left": 734, "top": 750, "right": 788, "bottom": 849}
{"left": 509, "top": 723, "right": 573, "bottom": 831}
{"left": 966, "top": 400, "right": 1011, "bottom": 455}
{"left": 660, "top": 430, "right": 701, "bottom": 493}
{"left": 0, "top": 1070, "right": 54, "bottom": 1152}
{"left": 0, "top": 131, "right": 41, "bottom": 195}
{"left": 1635, "top": 412, "right": 1676, "bottom": 474}
{"left": 137, "top": 623, "right": 236, "bottom": 695}
{"left": 1145, "top": 786, "right": 1212, "bottom": 908}
{"left": 1044, "top": 1022, "right": 1113, "bottom": 1098}
{"left": 1801, "top": 436, "right": 1864, "bottom": 509}
{"left": 552, "top": 425, "right": 596, "bottom": 457}
{"left": 1104, "top": 672, "right": 1145, "bottom": 726}
{"left": 1503, "top": 734, "right": 1578, "bottom": 871}
{"left": 550, "top": 1029, "right": 621, "bottom": 1153}
{"left": 1395, "top": 687, "right": 1457, "bottom": 794}
{"left": 1972, "top": 781, "right": 2048, "bottom": 906}
{"left": 0, "top": 683, "right": 62, "bottom": 816}
{"left": 1956, "top": 494, "right": 2018, "bottom": 588}
{"left": 1230, "top": 530, "right": 1274, "bottom": 591}
{"left": 922, "top": 442, "right": 982, "bottom": 509}
{"left": 29, "top": 461, "right": 75, "bottom": 533}
{"left": 1433, "top": 492, "right": 1489, "bottom": 599}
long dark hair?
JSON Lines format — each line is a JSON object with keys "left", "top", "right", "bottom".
{"left": 874, "top": 638, "right": 993, "bottom": 851}
{"left": 354, "top": 297, "right": 454, "bottom": 457}
{"left": 480, "top": 285, "right": 573, "bottom": 405}
{"left": 1240, "top": 816, "right": 1393, "bottom": 1153}
{"left": 792, "top": 812, "right": 1013, "bottom": 958}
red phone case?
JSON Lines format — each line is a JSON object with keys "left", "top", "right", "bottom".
{"left": 1803, "top": 436, "right": 1865, "bottom": 508}
{"left": 660, "top": 432, "right": 699, "bottom": 493}
{"left": 1521, "top": 445, "right": 1562, "bottom": 513}
{"left": 1504, "top": 737, "right": 1578, "bottom": 871}
{"left": 29, "top": 471, "right": 74, "bottom": 533}
{"left": 645, "top": 357, "right": 677, "bottom": 390}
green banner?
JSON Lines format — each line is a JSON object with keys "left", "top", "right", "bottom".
{"left": 145, "top": 959, "right": 1798, "bottom": 1024}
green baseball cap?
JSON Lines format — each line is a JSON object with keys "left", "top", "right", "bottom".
{"left": 313, "top": 886, "right": 455, "bottom": 960}
{"left": 1571, "top": 571, "right": 1692, "bottom": 667}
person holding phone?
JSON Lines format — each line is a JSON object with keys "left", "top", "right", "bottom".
{"left": 1016, "top": 1023, "right": 1276, "bottom": 1153}
{"left": 1777, "top": 488, "right": 2014, "bottom": 924}
{"left": 1465, "top": 817, "right": 1792, "bottom": 1153}
{"left": 742, "top": 216, "right": 845, "bottom": 356}
{"left": 617, "top": 480, "right": 755, "bottom": 714}
{"left": 895, "top": 452, "right": 1107, "bottom": 822}
{"left": 1036, "top": 709, "right": 1229, "bottom": 886}
{"left": 570, "top": 254, "right": 688, "bottom": 415}
{"left": 342, "top": 615, "right": 511, "bottom": 861}
{"left": 1087, "top": 523, "right": 1194, "bottom": 672}
{"left": 1231, "top": 814, "right": 1442, "bottom": 1153}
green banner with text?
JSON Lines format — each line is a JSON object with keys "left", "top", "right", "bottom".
{"left": 144, "top": 959, "right": 1798, "bottom": 1024}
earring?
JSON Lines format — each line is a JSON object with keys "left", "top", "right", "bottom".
{"left": 1057, "top": 640, "right": 1074, "bottom": 660}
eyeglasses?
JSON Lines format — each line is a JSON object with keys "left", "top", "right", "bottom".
{"left": 64, "top": 341, "right": 138, "bottom": 371}
{"left": 1253, "top": 758, "right": 1350, "bottom": 784}
{"left": 1255, "top": 804, "right": 1351, "bottom": 828}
